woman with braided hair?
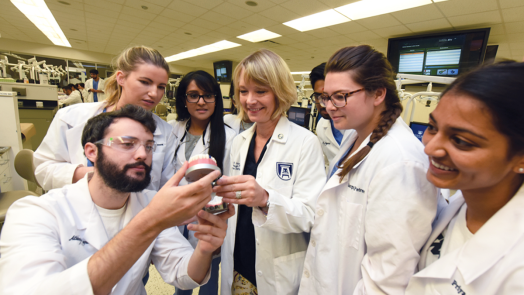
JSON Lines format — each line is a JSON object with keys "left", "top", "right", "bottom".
{"left": 298, "top": 45, "right": 440, "bottom": 294}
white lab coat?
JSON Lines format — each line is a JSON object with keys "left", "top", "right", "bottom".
{"left": 59, "top": 90, "right": 83, "bottom": 107}
{"left": 85, "top": 78, "right": 106, "bottom": 102}
{"left": 315, "top": 117, "right": 350, "bottom": 167}
{"left": 168, "top": 119, "right": 237, "bottom": 248}
{"left": 221, "top": 116, "right": 326, "bottom": 295}
{"left": 223, "top": 114, "right": 241, "bottom": 134}
{"left": 405, "top": 186, "right": 524, "bottom": 294}
{"left": 0, "top": 175, "right": 210, "bottom": 295}
{"left": 34, "top": 102, "right": 176, "bottom": 191}
{"left": 299, "top": 118, "right": 439, "bottom": 295}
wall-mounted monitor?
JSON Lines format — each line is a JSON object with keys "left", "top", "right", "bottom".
{"left": 387, "top": 28, "right": 490, "bottom": 77}
{"left": 213, "top": 60, "right": 233, "bottom": 83}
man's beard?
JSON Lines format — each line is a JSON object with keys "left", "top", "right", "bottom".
{"left": 96, "top": 149, "right": 152, "bottom": 193}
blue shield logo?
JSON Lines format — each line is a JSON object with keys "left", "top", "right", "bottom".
{"left": 276, "top": 162, "right": 293, "bottom": 181}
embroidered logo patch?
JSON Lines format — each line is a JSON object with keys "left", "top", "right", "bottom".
{"left": 276, "top": 162, "right": 293, "bottom": 181}
{"left": 69, "top": 235, "right": 89, "bottom": 245}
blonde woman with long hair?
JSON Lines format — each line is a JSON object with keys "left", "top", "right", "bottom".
{"left": 34, "top": 46, "right": 176, "bottom": 192}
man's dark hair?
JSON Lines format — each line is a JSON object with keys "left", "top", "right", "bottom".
{"left": 67, "top": 83, "right": 76, "bottom": 90}
{"left": 309, "top": 63, "right": 326, "bottom": 91}
{"left": 90, "top": 69, "right": 99, "bottom": 75}
{"left": 81, "top": 104, "right": 157, "bottom": 148}
{"left": 63, "top": 85, "right": 73, "bottom": 91}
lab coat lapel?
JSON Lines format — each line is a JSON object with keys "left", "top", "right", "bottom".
{"left": 69, "top": 175, "right": 109, "bottom": 250}
{"left": 418, "top": 193, "right": 465, "bottom": 270}
{"left": 236, "top": 124, "right": 255, "bottom": 176}
{"left": 458, "top": 185, "right": 524, "bottom": 284}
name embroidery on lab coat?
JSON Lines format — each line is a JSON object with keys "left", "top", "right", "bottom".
{"left": 276, "top": 162, "right": 293, "bottom": 181}
{"left": 232, "top": 162, "right": 241, "bottom": 171}
{"left": 348, "top": 184, "right": 365, "bottom": 193}
{"left": 452, "top": 280, "right": 466, "bottom": 295}
{"left": 322, "top": 141, "right": 331, "bottom": 146}
{"left": 69, "top": 235, "right": 89, "bottom": 245}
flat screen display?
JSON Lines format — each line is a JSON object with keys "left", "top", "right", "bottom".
{"left": 213, "top": 60, "right": 232, "bottom": 83}
{"left": 288, "top": 106, "right": 311, "bottom": 128}
{"left": 388, "top": 28, "right": 490, "bottom": 77}
{"left": 409, "top": 122, "right": 429, "bottom": 142}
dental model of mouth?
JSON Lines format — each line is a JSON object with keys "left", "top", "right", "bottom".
{"left": 186, "top": 154, "right": 228, "bottom": 214}
{"left": 431, "top": 159, "right": 456, "bottom": 171}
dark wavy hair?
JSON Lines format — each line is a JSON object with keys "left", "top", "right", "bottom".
{"left": 442, "top": 61, "right": 524, "bottom": 156}
{"left": 81, "top": 104, "right": 156, "bottom": 148}
{"left": 175, "top": 70, "right": 227, "bottom": 170}
{"left": 326, "top": 45, "right": 403, "bottom": 182}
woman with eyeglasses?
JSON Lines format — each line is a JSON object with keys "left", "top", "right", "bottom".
{"left": 212, "top": 49, "right": 326, "bottom": 295}
{"left": 168, "top": 70, "right": 236, "bottom": 295}
{"left": 405, "top": 62, "right": 524, "bottom": 294}
{"left": 298, "top": 45, "right": 440, "bottom": 294}
{"left": 34, "top": 46, "right": 176, "bottom": 192}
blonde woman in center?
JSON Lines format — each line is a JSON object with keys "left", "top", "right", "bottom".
{"left": 213, "top": 49, "right": 326, "bottom": 294}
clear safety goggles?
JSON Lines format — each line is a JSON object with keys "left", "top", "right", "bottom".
{"left": 95, "top": 136, "right": 156, "bottom": 154}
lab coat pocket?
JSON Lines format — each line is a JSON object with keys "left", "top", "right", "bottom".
{"left": 339, "top": 202, "right": 363, "bottom": 250}
{"left": 151, "top": 152, "right": 165, "bottom": 186}
{"left": 273, "top": 251, "right": 306, "bottom": 295}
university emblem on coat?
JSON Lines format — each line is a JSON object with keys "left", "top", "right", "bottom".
{"left": 276, "top": 162, "right": 293, "bottom": 181}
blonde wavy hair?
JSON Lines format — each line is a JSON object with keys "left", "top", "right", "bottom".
{"left": 104, "top": 46, "right": 170, "bottom": 108}
{"left": 233, "top": 49, "right": 297, "bottom": 121}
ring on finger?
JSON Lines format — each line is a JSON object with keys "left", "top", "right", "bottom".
{"left": 235, "top": 191, "right": 242, "bottom": 199}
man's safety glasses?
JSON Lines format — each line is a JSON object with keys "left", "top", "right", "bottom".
{"left": 95, "top": 136, "right": 156, "bottom": 154}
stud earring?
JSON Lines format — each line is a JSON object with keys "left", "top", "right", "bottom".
{"left": 519, "top": 168, "right": 524, "bottom": 173}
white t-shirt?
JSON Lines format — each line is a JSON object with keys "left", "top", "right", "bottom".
{"left": 426, "top": 203, "right": 473, "bottom": 266}
{"left": 95, "top": 202, "right": 128, "bottom": 240}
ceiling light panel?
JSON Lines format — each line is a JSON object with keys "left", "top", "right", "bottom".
{"left": 335, "top": 0, "right": 433, "bottom": 20}
{"left": 237, "top": 29, "right": 281, "bottom": 42}
{"left": 11, "top": 0, "right": 71, "bottom": 47}
{"left": 283, "top": 9, "right": 350, "bottom": 32}
{"left": 165, "top": 40, "right": 242, "bottom": 62}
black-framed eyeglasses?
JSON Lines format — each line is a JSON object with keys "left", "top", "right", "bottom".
{"left": 95, "top": 136, "right": 157, "bottom": 154}
{"left": 185, "top": 93, "right": 216, "bottom": 103}
{"left": 319, "top": 88, "right": 364, "bottom": 108}
{"left": 310, "top": 92, "right": 322, "bottom": 103}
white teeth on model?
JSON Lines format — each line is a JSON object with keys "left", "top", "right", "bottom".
{"left": 249, "top": 108, "right": 262, "bottom": 111}
{"left": 189, "top": 154, "right": 216, "bottom": 164}
{"left": 431, "top": 159, "right": 454, "bottom": 171}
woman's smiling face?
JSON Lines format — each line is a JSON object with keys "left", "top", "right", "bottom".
{"left": 422, "top": 92, "right": 523, "bottom": 191}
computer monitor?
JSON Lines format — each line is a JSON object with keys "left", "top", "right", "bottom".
{"left": 387, "top": 28, "right": 490, "bottom": 77}
{"left": 288, "top": 106, "right": 311, "bottom": 129}
{"left": 409, "top": 122, "right": 429, "bottom": 142}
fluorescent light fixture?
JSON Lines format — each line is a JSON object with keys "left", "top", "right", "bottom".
{"left": 291, "top": 71, "right": 311, "bottom": 75}
{"left": 165, "top": 40, "right": 241, "bottom": 62}
{"left": 237, "top": 29, "right": 281, "bottom": 43}
{"left": 10, "top": 0, "right": 71, "bottom": 47}
{"left": 335, "top": 0, "right": 433, "bottom": 20}
{"left": 432, "top": 0, "right": 447, "bottom": 2}
{"left": 283, "top": 9, "right": 350, "bottom": 32}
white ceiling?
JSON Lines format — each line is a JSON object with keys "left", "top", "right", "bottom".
{"left": 0, "top": 0, "right": 523, "bottom": 71}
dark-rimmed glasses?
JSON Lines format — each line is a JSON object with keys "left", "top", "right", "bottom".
{"left": 319, "top": 88, "right": 364, "bottom": 108}
{"left": 310, "top": 92, "right": 322, "bottom": 103}
{"left": 186, "top": 93, "right": 216, "bottom": 103}
{"left": 95, "top": 136, "right": 156, "bottom": 154}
